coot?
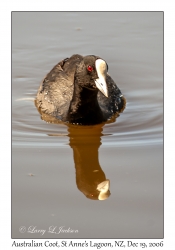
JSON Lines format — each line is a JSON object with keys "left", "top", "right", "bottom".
{"left": 36, "top": 54, "right": 126, "bottom": 125}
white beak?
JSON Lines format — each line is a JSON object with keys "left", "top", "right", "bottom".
{"left": 95, "top": 59, "right": 108, "bottom": 97}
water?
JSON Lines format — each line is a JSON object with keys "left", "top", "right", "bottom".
{"left": 12, "top": 12, "right": 163, "bottom": 238}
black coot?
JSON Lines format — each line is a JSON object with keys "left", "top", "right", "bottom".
{"left": 36, "top": 54, "right": 126, "bottom": 125}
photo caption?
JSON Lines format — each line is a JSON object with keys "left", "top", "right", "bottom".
{"left": 12, "top": 240, "right": 164, "bottom": 248}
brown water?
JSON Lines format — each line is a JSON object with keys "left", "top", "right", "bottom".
{"left": 12, "top": 12, "right": 163, "bottom": 238}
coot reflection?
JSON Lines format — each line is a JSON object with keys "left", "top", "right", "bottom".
{"left": 68, "top": 124, "right": 110, "bottom": 200}
{"left": 47, "top": 123, "right": 111, "bottom": 200}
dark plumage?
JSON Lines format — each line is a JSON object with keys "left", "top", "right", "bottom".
{"left": 36, "top": 54, "right": 126, "bottom": 125}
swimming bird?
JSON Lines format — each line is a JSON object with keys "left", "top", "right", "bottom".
{"left": 36, "top": 54, "right": 126, "bottom": 125}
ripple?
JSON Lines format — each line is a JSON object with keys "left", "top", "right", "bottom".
{"left": 12, "top": 94, "right": 163, "bottom": 148}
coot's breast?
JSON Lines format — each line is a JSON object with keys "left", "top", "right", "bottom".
{"left": 97, "top": 74, "right": 124, "bottom": 119}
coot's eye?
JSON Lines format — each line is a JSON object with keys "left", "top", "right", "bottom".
{"left": 87, "top": 65, "right": 93, "bottom": 72}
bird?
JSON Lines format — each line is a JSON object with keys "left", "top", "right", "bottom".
{"left": 36, "top": 54, "right": 126, "bottom": 125}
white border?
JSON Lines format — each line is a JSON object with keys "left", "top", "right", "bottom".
{"left": 1, "top": 1, "right": 174, "bottom": 249}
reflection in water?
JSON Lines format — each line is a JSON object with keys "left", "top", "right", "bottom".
{"left": 35, "top": 101, "right": 111, "bottom": 200}
{"left": 68, "top": 124, "right": 110, "bottom": 200}
{"left": 49, "top": 124, "right": 111, "bottom": 200}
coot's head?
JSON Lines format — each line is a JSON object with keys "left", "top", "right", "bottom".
{"left": 75, "top": 55, "right": 109, "bottom": 97}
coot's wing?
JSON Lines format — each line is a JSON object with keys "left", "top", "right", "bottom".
{"left": 36, "top": 55, "right": 83, "bottom": 120}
